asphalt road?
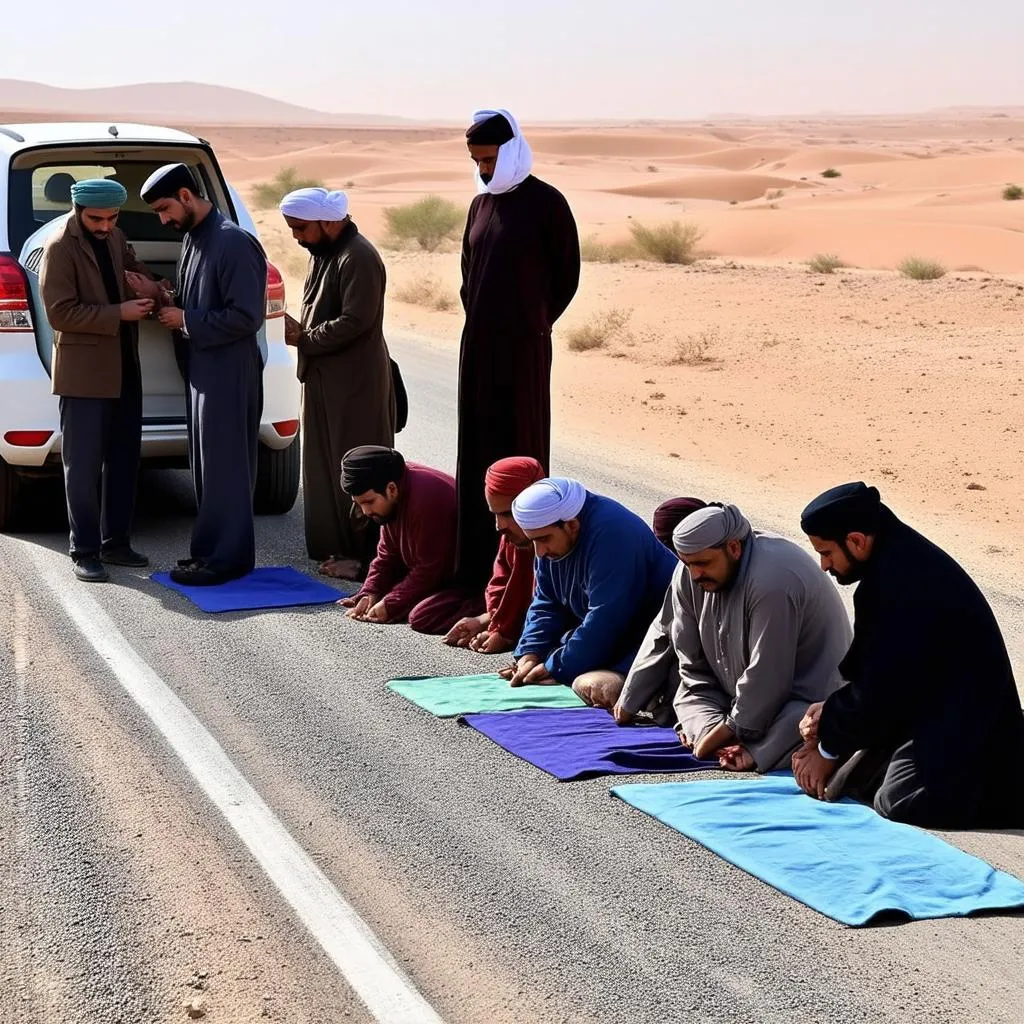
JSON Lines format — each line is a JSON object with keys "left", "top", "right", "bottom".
{"left": 1, "top": 332, "right": 1022, "bottom": 1024}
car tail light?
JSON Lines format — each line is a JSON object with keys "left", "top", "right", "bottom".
{"left": 4, "top": 430, "right": 53, "bottom": 447}
{"left": 0, "top": 255, "right": 34, "bottom": 332}
{"left": 266, "top": 262, "right": 285, "bottom": 319}
{"left": 272, "top": 419, "right": 299, "bottom": 438}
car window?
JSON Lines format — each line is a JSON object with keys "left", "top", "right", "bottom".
{"left": 8, "top": 154, "right": 228, "bottom": 252}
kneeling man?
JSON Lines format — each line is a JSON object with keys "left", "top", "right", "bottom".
{"left": 793, "top": 482, "right": 1024, "bottom": 828}
{"left": 504, "top": 478, "right": 677, "bottom": 696}
{"left": 668, "top": 503, "right": 851, "bottom": 771}
{"left": 338, "top": 446, "right": 459, "bottom": 626}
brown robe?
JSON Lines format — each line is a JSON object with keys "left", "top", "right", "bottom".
{"left": 294, "top": 221, "right": 396, "bottom": 569}
{"left": 455, "top": 175, "right": 580, "bottom": 587}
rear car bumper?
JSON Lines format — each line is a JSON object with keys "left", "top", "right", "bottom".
{"left": 0, "top": 329, "right": 300, "bottom": 469}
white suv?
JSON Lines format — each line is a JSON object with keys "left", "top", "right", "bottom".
{"left": 0, "top": 121, "right": 301, "bottom": 530}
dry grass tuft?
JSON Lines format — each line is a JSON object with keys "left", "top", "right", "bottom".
{"left": 898, "top": 257, "right": 947, "bottom": 281}
{"left": 252, "top": 167, "right": 325, "bottom": 210}
{"left": 670, "top": 328, "right": 720, "bottom": 366}
{"left": 393, "top": 275, "right": 458, "bottom": 311}
{"left": 382, "top": 195, "right": 463, "bottom": 252}
{"left": 580, "top": 235, "right": 640, "bottom": 263}
{"left": 565, "top": 309, "right": 631, "bottom": 352}
{"left": 629, "top": 220, "right": 705, "bottom": 265}
{"left": 806, "top": 253, "right": 845, "bottom": 274}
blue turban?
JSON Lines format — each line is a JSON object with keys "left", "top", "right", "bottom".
{"left": 70, "top": 178, "right": 128, "bottom": 209}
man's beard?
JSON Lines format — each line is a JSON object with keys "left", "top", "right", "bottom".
{"left": 829, "top": 541, "right": 866, "bottom": 586}
{"left": 480, "top": 171, "right": 493, "bottom": 184}
{"left": 299, "top": 238, "right": 335, "bottom": 257}
{"left": 172, "top": 208, "right": 197, "bottom": 232}
{"left": 369, "top": 510, "right": 398, "bottom": 525}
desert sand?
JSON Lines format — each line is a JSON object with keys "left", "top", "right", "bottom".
{"left": 217, "top": 114, "right": 1023, "bottom": 585}
{"left": 8, "top": 104, "right": 1021, "bottom": 580}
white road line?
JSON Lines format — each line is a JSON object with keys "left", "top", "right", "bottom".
{"left": 27, "top": 550, "right": 444, "bottom": 1024}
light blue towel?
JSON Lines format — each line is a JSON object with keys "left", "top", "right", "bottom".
{"left": 612, "top": 773, "right": 1024, "bottom": 926}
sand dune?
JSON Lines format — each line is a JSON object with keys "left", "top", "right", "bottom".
{"left": 607, "top": 173, "right": 808, "bottom": 202}
{"left": 528, "top": 132, "right": 722, "bottom": 157}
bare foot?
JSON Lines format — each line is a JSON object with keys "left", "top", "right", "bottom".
{"left": 318, "top": 557, "right": 362, "bottom": 580}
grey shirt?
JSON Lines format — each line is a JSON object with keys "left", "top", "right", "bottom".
{"left": 623, "top": 532, "right": 852, "bottom": 768}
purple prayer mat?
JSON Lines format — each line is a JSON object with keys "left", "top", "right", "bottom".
{"left": 459, "top": 706, "right": 718, "bottom": 781}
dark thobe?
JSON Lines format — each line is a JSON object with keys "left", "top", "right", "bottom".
{"left": 175, "top": 209, "right": 266, "bottom": 576}
{"left": 455, "top": 175, "right": 580, "bottom": 587}
{"left": 819, "top": 507, "right": 1024, "bottom": 828}
{"left": 294, "top": 221, "right": 395, "bottom": 570}
{"left": 60, "top": 233, "right": 142, "bottom": 558}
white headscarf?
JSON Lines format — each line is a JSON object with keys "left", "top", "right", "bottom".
{"left": 470, "top": 108, "right": 533, "bottom": 196}
{"left": 672, "top": 504, "right": 752, "bottom": 554}
{"left": 279, "top": 187, "right": 349, "bottom": 221}
{"left": 512, "top": 478, "right": 587, "bottom": 530}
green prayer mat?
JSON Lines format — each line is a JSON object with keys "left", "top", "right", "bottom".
{"left": 387, "top": 673, "right": 588, "bottom": 717}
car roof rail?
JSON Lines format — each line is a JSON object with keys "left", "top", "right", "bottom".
{"left": 0, "top": 126, "right": 26, "bottom": 143}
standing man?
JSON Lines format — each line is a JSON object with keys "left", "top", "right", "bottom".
{"left": 141, "top": 163, "right": 266, "bottom": 586}
{"left": 793, "top": 482, "right": 1024, "bottom": 828}
{"left": 39, "top": 178, "right": 157, "bottom": 582}
{"left": 278, "top": 187, "right": 396, "bottom": 581}
{"left": 455, "top": 108, "right": 580, "bottom": 588}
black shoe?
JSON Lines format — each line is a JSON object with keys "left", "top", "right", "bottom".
{"left": 176, "top": 557, "right": 206, "bottom": 569}
{"left": 73, "top": 557, "right": 109, "bottom": 583}
{"left": 169, "top": 565, "right": 241, "bottom": 587}
{"left": 100, "top": 545, "right": 150, "bottom": 568}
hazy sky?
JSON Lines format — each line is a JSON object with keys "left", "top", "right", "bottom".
{"left": 10, "top": 0, "right": 1024, "bottom": 120}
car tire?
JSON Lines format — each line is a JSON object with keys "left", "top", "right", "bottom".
{"left": 0, "top": 458, "right": 23, "bottom": 532}
{"left": 253, "top": 435, "right": 300, "bottom": 515}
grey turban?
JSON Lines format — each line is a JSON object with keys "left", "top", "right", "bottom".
{"left": 672, "top": 503, "right": 751, "bottom": 554}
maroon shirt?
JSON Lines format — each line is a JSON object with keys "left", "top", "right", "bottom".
{"left": 358, "top": 463, "right": 457, "bottom": 620}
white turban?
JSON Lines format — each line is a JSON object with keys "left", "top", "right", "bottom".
{"left": 470, "top": 108, "right": 533, "bottom": 196}
{"left": 512, "top": 477, "right": 587, "bottom": 530}
{"left": 672, "top": 504, "right": 751, "bottom": 554}
{"left": 279, "top": 187, "right": 349, "bottom": 222}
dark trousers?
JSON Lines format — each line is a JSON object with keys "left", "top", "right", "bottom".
{"left": 59, "top": 386, "right": 142, "bottom": 560}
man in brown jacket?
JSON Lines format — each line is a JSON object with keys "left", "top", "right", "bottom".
{"left": 278, "top": 187, "right": 396, "bottom": 581}
{"left": 39, "top": 178, "right": 159, "bottom": 582}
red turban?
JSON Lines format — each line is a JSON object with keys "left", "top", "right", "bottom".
{"left": 484, "top": 456, "right": 545, "bottom": 497}
{"left": 653, "top": 496, "right": 707, "bottom": 549}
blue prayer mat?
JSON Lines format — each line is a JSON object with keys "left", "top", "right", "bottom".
{"left": 152, "top": 566, "right": 344, "bottom": 613}
{"left": 460, "top": 706, "right": 718, "bottom": 781}
{"left": 612, "top": 773, "right": 1024, "bottom": 926}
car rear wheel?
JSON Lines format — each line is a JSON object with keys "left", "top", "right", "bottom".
{"left": 253, "top": 436, "right": 300, "bottom": 515}
{"left": 0, "top": 458, "right": 24, "bottom": 532}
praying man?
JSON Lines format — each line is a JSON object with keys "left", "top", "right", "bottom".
{"left": 441, "top": 456, "right": 547, "bottom": 654}
{"left": 503, "top": 478, "right": 677, "bottom": 696}
{"left": 794, "top": 482, "right": 1024, "bottom": 828}
{"left": 278, "top": 187, "right": 396, "bottom": 582}
{"left": 39, "top": 178, "right": 160, "bottom": 582}
{"left": 338, "top": 446, "right": 463, "bottom": 628}
{"left": 610, "top": 497, "right": 708, "bottom": 724}
{"left": 455, "top": 109, "right": 580, "bottom": 591}
{"left": 141, "top": 163, "right": 266, "bottom": 586}
{"left": 663, "top": 504, "right": 851, "bottom": 771}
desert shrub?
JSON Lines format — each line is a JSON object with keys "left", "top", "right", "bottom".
{"left": 580, "top": 234, "right": 639, "bottom": 263}
{"left": 806, "top": 253, "right": 845, "bottom": 274}
{"left": 670, "top": 329, "right": 719, "bottom": 365}
{"left": 252, "top": 166, "right": 324, "bottom": 210}
{"left": 383, "top": 195, "right": 462, "bottom": 252}
{"left": 766, "top": 189, "right": 785, "bottom": 200}
{"left": 565, "top": 309, "right": 631, "bottom": 352}
{"left": 1003, "top": 184, "right": 1023, "bottom": 201}
{"left": 647, "top": 164, "right": 659, "bottom": 173}
{"left": 393, "top": 275, "right": 457, "bottom": 311}
{"left": 821, "top": 168, "right": 842, "bottom": 179}
{"left": 629, "top": 220, "right": 705, "bottom": 265}
{"left": 898, "top": 257, "right": 946, "bottom": 281}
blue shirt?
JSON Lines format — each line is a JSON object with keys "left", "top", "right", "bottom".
{"left": 515, "top": 492, "right": 678, "bottom": 684}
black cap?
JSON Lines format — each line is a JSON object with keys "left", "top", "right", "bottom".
{"left": 466, "top": 113, "right": 514, "bottom": 146}
{"left": 800, "top": 482, "right": 882, "bottom": 540}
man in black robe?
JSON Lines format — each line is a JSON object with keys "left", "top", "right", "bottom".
{"left": 455, "top": 109, "right": 580, "bottom": 587}
{"left": 141, "top": 163, "right": 266, "bottom": 585}
{"left": 792, "top": 482, "right": 1024, "bottom": 828}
